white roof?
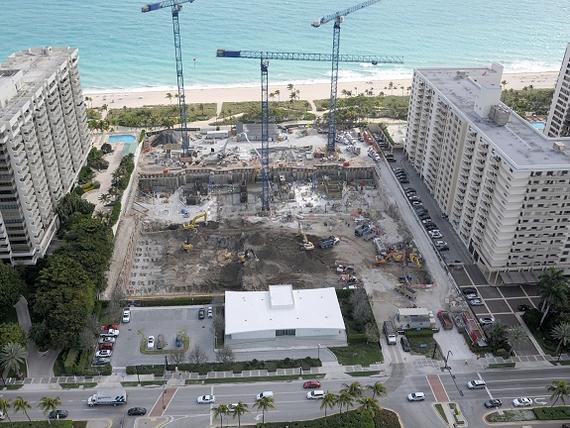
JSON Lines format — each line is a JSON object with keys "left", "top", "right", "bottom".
{"left": 398, "top": 307, "right": 430, "bottom": 316}
{"left": 225, "top": 285, "right": 345, "bottom": 335}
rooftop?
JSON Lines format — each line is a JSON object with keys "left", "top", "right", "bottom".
{"left": 418, "top": 65, "right": 570, "bottom": 169}
{"left": 225, "top": 285, "right": 345, "bottom": 335}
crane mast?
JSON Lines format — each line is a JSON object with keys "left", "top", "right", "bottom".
{"left": 216, "top": 48, "right": 402, "bottom": 212}
{"left": 312, "top": 0, "right": 383, "bottom": 153}
{"left": 142, "top": 0, "right": 196, "bottom": 157}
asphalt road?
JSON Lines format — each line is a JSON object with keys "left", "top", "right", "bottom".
{"left": 3, "top": 368, "right": 570, "bottom": 427}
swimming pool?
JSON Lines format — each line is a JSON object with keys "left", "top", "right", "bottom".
{"left": 529, "top": 121, "right": 545, "bottom": 130}
{"left": 108, "top": 134, "right": 136, "bottom": 144}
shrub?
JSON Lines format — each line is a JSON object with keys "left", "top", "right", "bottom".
{"left": 404, "top": 329, "right": 434, "bottom": 337}
{"left": 533, "top": 406, "right": 570, "bottom": 420}
{"left": 63, "top": 349, "right": 79, "bottom": 374}
{"left": 109, "top": 201, "right": 122, "bottom": 226}
{"left": 260, "top": 408, "right": 374, "bottom": 428}
{"left": 137, "top": 296, "right": 213, "bottom": 306}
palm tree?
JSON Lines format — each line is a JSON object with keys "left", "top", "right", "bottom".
{"left": 286, "top": 83, "right": 294, "bottom": 91}
{"left": 39, "top": 396, "right": 61, "bottom": 423}
{"left": 212, "top": 404, "right": 229, "bottom": 428}
{"left": 13, "top": 396, "right": 32, "bottom": 422}
{"left": 166, "top": 92, "right": 173, "bottom": 104}
{"left": 358, "top": 396, "right": 380, "bottom": 415}
{"left": 336, "top": 390, "right": 354, "bottom": 414}
{"left": 547, "top": 380, "right": 570, "bottom": 406}
{"left": 367, "top": 382, "right": 387, "bottom": 398}
{"left": 501, "top": 80, "right": 508, "bottom": 88}
{"left": 0, "top": 343, "right": 27, "bottom": 378}
{"left": 342, "top": 382, "right": 363, "bottom": 398}
{"left": 507, "top": 326, "right": 526, "bottom": 356}
{"left": 275, "top": 89, "right": 281, "bottom": 102}
{"left": 538, "top": 268, "right": 569, "bottom": 327}
{"left": 551, "top": 322, "right": 570, "bottom": 355}
{"left": 231, "top": 401, "right": 248, "bottom": 427}
{"left": 0, "top": 398, "right": 11, "bottom": 423}
{"left": 320, "top": 392, "right": 337, "bottom": 417}
{"left": 253, "top": 396, "right": 275, "bottom": 425}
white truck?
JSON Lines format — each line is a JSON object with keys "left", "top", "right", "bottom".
{"left": 87, "top": 388, "right": 127, "bottom": 407}
{"left": 383, "top": 321, "right": 397, "bottom": 345}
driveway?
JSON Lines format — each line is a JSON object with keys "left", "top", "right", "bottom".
{"left": 110, "top": 306, "right": 216, "bottom": 367}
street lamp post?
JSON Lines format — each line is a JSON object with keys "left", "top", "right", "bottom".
{"left": 317, "top": 344, "right": 321, "bottom": 360}
{"left": 444, "top": 350, "right": 453, "bottom": 371}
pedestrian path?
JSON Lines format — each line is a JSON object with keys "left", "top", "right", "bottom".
{"left": 426, "top": 374, "right": 449, "bottom": 402}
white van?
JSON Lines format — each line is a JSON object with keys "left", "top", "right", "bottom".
{"left": 467, "top": 379, "right": 486, "bottom": 389}
{"left": 306, "top": 390, "right": 325, "bottom": 400}
{"left": 256, "top": 391, "right": 274, "bottom": 400}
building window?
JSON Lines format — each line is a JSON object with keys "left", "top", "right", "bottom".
{"left": 275, "top": 329, "right": 296, "bottom": 337}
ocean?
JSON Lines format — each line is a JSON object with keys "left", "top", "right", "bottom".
{"left": 0, "top": 0, "right": 568, "bottom": 91}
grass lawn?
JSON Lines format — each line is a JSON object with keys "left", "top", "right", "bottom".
{"left": 138, "top": 330, "right": 189, "bottom": 355}
{"left": 219, "top": 100, "right": 312, "bottom": 122}
{"left": 485, "top": 409, "right": 535, "bottom": 423}
{"left": 434, "top": 403, "right": 448, "bottom": 424}
{"left": 407, "top": 336, "right": 438, "bottom": 358}
{"left": 330, "top": 343, "right": 383, "bottom": 366}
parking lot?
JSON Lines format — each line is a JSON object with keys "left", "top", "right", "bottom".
{"left": 383, "top": 148, "right": 542, "bottom": 357}
{"left": 110, "top": 306, "right": 216, "bottom": 367}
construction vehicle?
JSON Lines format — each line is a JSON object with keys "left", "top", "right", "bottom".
{"left": 238, "top": 248, "right": 257, "bottom": 263}
{"left": 183, "top": 212, "right": 207, "bottom": 230}
{"left": 216, "top": 49, "right": 401, "bottom": 211}
{"left": 312, "top": 0, "right": 403, "bottom": 152}
{"left": 395, "top": 284, "right": 416, "bottom": 301}
{"left": 383, "top": 321, "right": 397, "bottom": 345}
{"left": 298, "top": 220, "right": 315, "bottom": 250}
{"left": 141, "top": 0, "right": 196, "bottom": 157}
{"left": 409, "top": 251, "right": 423, "bottom": 269}
{"left": 437, "top": 310, "right": 453, "bottom": 330}
{"left": 182, "top": 240, "right": 193, "bottom": 251}
{"left": 318, "top": 236, "right": 340, "bottom": 249}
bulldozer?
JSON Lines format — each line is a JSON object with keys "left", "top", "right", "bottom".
{"left": 238, "top": 248, "right": 258, "bottom": 263}
{"left": 409, "top": 251, "right": 422, "bottom": 269}
{"left": 183, "top": 212, "right": 207, "bottom": 230}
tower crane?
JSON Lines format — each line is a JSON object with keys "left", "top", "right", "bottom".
{"left": 141, "top": 0, "right": 196, "bottom": 157}
{"left": 216, "top": 49, "right": 403, "bottom": 212}
{"left": 312, "top": 0, "right": 383, "bottom": 153}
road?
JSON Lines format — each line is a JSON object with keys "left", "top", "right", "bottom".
{"left": 3, "top": 366, "right": 570, "bottom": 427}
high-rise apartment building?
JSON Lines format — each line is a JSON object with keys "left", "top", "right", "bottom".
{"left": 545, "top": 43, "right": 570, "bottom": 138}
{"left": 0, "top": 47, "right": 91, "bottom": 264}
{"left": 405, "top": 63, "right": 570, "bottom": 284}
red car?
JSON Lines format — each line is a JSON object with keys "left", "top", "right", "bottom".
{"left": 98, "top": 342, "right": 113, "bottom": 351}
{"left": 303, "top": 380, "right": 321, "bottom": 389}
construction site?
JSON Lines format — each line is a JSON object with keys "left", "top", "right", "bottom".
{"left": 109, "top": 125, "right": 439, "bottom": 315}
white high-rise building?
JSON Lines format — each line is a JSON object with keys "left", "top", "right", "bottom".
{"left": 545, "top": 43, "right": 570, "bottom": 138}
{"left": 405, "top": 63, "right": 570, "bottom": 284}
{"left": 0, "top": 47, "right": 91, "bottom": 264}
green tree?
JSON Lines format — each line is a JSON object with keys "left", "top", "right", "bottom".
{"left": 166, "top": 93, "right": 173, "bottom": 104}
{"left": 551, "top": 322, "right": 570, "bottom": 355}
{"left": 0, "top": 263, "right": 25, "bottom": 319}
{"left": 39, "top": 396, "right": 61, "bottom": 422}
{"left": 320, "top": 392, "right": 337, "bottom": 417}
{"left": 358, "top": 396, "right": 380, "bottom": 415}
{"left": 230, "top": 401, "right": 248, "bottom": 427}
{"left": 56, "top": 193, "right": 95, "bottom": 228}
{"left": 100, "top": 143, "right": 113, "bottom": 154}
{"left": 336, "top": 390, "right": 354, "bottom": 414}
{"left": 0, "top": 398, "right": 11, "bottom": 422}
{"left": 538, "top": 268, "right": 569, "bottom": 327}
{"left": 0, "top": 323, "right": 26, "bottom": 349}
{"left": 342, "top": 381, "right": 364, "bottom": 398}
{"left": 0, "top": 343, "right": 26, "bottom": 378}
{"left": 33, "top": 255, "right": 96, "bottom": 348}
{"left": 485, "top": 323, "right": 509, "bottom": 352}
{"left": 253, "top": 396, "right": 275, "bottom": 425}
{"left": 367, "top": 381, "right": 387, "bottom": 398}
{"left": 13, "top": 396, "right": 32, "bottom": 422}
{"left": 507, "top": 326, "right": 526, "bottom": 356}
{"left": 212, "top": 403, "right": 229, "bottom": 428}
{"left": 547, "top": 380, "right": 570, "bottom": 406}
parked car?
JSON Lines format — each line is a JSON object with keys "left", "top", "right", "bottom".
{"left": 306, "top": 390, "right": 325, "bottom": 400}
{"left": 197, "top": 395, "right": 216, "bottom": 404}
{"left": 303, "top": 380, "right": 321, "bottom": 389}
{"left": 411, "top": 200, "right": 422, "bottom": 206}
{"left": 421, "top": 218, "right": 433, "bottom": 224}
{"left": 127, "top": 407, "right": 147, "bottom": 416}
{"left": 98, "top": 336, "right": 116, "bottom": 344}
{"left": 93, "top": 357, "right": 111, "bottom": 365}
{"left": 468, "top": 299, "right": 484, "bottom": 306}
{"left": 98, "top": 342, "right": 113, "bottom": 351}
{"left": 147, "top": 336, "right": 155, "bottom": 350}
{"left": 207, "top": 306, "right": 213, "bottom": 318}
{"left": 48, "top": 410, "right": 69, "bottom": 420}
{"left": 156, "top": 334, "right": 165, "bottom": 350}
{"left": 479, "top": 317, "right": 495, "bottom": 325}
{"left": 467, "top": 379, "right": 487, "bottom": 389}
{"left": 400, "top": 336, "right": 411, "bottom": 352}
{"left": 413, "top": 205, "right": 426, "bottom": 212}
{"left": 425, "top": 224, "right": 439, "bottom": 231}
{"left": 429, "top": 230, "right": 443, "bottom": 239}
{"left": 465, "top": 293, "right": 478, "bottom": 299}
{"left": 434, "top": 240, "right": 449, "bottom": 251}
{"left": 484, "top": 399, "right": 502, "bottom": 408}
{"left": 256, "top": 391, "right": 274, "bottom": 400}
{"left": 175, "top": 335, "right": 183, "bottom": 348}
{"left": 462, "top": 287, "right": 477, "bottom": 295}
{"left": 404, "top": 187, "right": 416, "bottom": 194}
{"left": 399, "top": 178, "right": 410, "bottom": 184}
{"left": 408, "top": 196, "right": 421, "bottom": 202}
{"left": 512, "top": 397, "right": 532, "bottom": 407}
{"left": 122, "top": 308, "right": 131, "bottom": 323}
{"left": 418, "top": 214, "right": 431, "bottom": 221}
{"left": 407, "top": 392, "right": 425, "bottom": 401}
{"left": 198, "top": 307, "right": 206, "bottom": 320}
{"left": 95, "top": 349, "right": 112, "bottom": 358}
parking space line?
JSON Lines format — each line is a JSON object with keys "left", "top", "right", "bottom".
{"left": 463, "top": 266, "right": 476, "bottom": 287}
{"left": 520, "top": 287, "right": 539, "bottom": 308}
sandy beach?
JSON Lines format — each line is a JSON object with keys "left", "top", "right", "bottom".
{"left": 85, "top": 71, "right": 559, "bottom": 110}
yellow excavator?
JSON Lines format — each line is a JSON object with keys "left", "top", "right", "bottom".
{"left": 183, "top": 212, "right": 207, "bottom": 230}
{"left": 297, "top": 220, "right": 315, "bottom": 251}
{"left": 182, "top": 241, "right": 193, "bottom": 252}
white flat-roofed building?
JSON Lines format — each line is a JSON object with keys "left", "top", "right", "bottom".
{"left": 0, "top": 47, "right": 91, "bottom": 264}
{"left": 405, "top": 63, "right": 570, "bottom": 283}
{"left": 224, "top": 284, "right": 346, "bottom": 349}
{"left": 545, "top": 43, "right": 570, "bottom": 138}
